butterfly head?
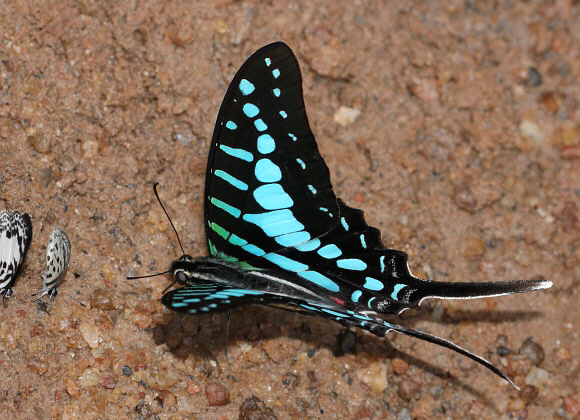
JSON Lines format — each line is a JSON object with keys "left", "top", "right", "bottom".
{"left": 170, "top": 255, "right": 200, "bottom": 286}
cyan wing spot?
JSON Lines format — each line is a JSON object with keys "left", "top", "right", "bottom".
{"left": 255, "top": 159, "right": 282, "bottom": 183}
{"left": 272, "top": 68, "right": 280, "bottom": 78}
{"left": 279, "top": 110, "right": 287, "bottom": 118}
{"left": 241, "top": 243, "right": 266, "bottom": 257}
{"left": 243, "top": 103, "right": 260, "bottom": 118}
{"left": 223, "top": 299, "right": 231, "bottom": 304}
{"left": 294, "top": 238, "right": 321, "bottom": 252}
{"left": 210, "top": 197, "right": 241, "bottom": 218}
{"left": 226, "top": 120, "right": 237, "bottom": 130}
{"left": 367, "top": 297, "right": 376, "bottom": 308}
{"left": 273, "top": 88, "right": 281, "bottom": 97}
{"left": 349, "top": 311, "right": 372, "bottom": 321}
{"left": 265, "top": 57, "right": 271, "bottom": 66}
{"left": 360, "top": 234, "right": 367, "bottom": 249}
{"left": 351, "top": 290, "right": 362, "bottom": 303}
{"left": 209, "top": 303, "right": 218, "bottom": 308}
{"left": 210, "top": 222, "right": 229, "bottom": 240}
{"left": 254, "top": 119, "right": 268, "bottom": 131}
{"left": 320, "top": 308, "right": 348, "bottom": 318}
{"left": 219, "top": 144, "right": 253, "bottom": 162}
{"left": 288, "top": 133, "right": 297, "bottom": 141}
{"left": 257, "top": 134, "right": 276, "bottom": 154}
{"left": 215, "top": 170, "right": 248, "bottom": 191}
{"left": 380, "top": 255, "right": 385, "bottom": 273}
{"left": 317, "top": 244, "right": 342, "bottom": 259}
{"left": 243, "top": 209, "right": 305, "bottom": 237}
{"left": 239, "top": 79, "right": 255, "bottom": 95}
{"left": 336, "top": 258, "right": 367, "bottom": 271}
{"left": 264, "top": 253, "right": 308, "bottom": 272}
{"left": 253, "top": 184, "right": 293, "bottom": 210}
{"left": 308, "top": 185, "right": 317, "bottom": 195}
{"left": 364, "top": 276, "right": 384, "bottom": 291}
{"left": 228, "top": 234, "right": 248, "bottom": 246}
{"left": 296, "top": 158, "right": 306, "bottom": 169}
{"left": 298, "top": 271, "right": 339, "bottom": 292}
{"left": 340, "top": 217, "right": 349, "bottom": 231}
{"left": 200, "top": 307, "right": 210, "bottom": 312}
{"left": 275, "top": 231, "right": 311, "bottom": 247}
{"left": 391, "top": 283, "right": 407, "bottom": 300}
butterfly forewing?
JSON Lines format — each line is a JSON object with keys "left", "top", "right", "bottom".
{"left": 204, "top": 43, "right": 339, "bottom": 263}
{"left": 0, "top": 210, "right": 33, "bottom": 297}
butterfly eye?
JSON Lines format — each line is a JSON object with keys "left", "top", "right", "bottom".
{"left": 176, "top": 271, "right": 189, "bottom": 285}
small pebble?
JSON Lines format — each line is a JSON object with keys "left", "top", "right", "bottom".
{"left": 187, "top": 382, "right": 201, "bottom": 395}
{"left": 100, "top": 376, "right": 116, "bottom": 389}
{"left": 67, "top": 358, "right": 89, "bottom": 378}
{"left": 397, "top": 378, "right": 420, "bottom": 401}
{"left": 564, "top": 396, "right": 580, "bottom": 415}
{"left": 519, "top": 338, "right": 545, "bottom": 366}
{"left": 77, "top": 368, "right": 101, "bottom": 387}
{"left": 246, "top": 347, "right": 266, "bottom": 364}
{"left": 205, "top": 382, "right": 230, "bottom": 406}
{"left": 122, "top": 366, "right": 132, "bottom": 376}
{"left": 527, "top": 67, "right": 542, "bottom": 86}
{"left": 333, "top": 106, "right": 361, "bottom": 126}
{"left": 65, "top": 378, "right": 81, "bottom": 398}
{"left": 519, "top": 385, "right": 539, "bottom": 404}
{"left": 27, "top": 357, "right": 49, "bottom": 375}
{"left": 79, "top": 323, "right": 101, "bottom": 348}
{"left": 238, "top": 396, "right": 277, "bottom": 420}
{"left": 525, "top": 366, "right": 549, "bottom": 388}
{"left": 176, "top": 395, "right": 196, "bottom": 414}
{"left": 358, "top": 362, "right": 388, "bottom": 393}
{"left": 391, "top": 358, "right": 409, "bottom": 375}
{"left": 90, "top": 289, "right": 116, "bottom": 310}
{"left": 263, "top": 339, "right": 285, "bottom": 363}
{"left": 143, "top": 366, "right": 179, "bottom": 390}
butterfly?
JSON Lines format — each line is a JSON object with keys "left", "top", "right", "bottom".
{"left": 34, "top": 227, "right": 71, "bottom": 300}
{"left": 139, "top": 42, "right": 552, "bottom": 388}
{"left": 0, "top": 210, "right": 33, "bottom": 299}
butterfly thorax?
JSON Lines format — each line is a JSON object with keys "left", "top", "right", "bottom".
{"left": 170, "top": 255, "right": 338, "bottom": 307}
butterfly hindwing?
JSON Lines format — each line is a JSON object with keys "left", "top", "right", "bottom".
{"left": 0, "top": 210, "right": 33, "bottom": 297}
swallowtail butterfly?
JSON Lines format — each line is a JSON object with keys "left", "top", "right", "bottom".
{"left": 137, "top": 42, "right": 552, "bottom": 388}
{"left": 0, "top": 210, "right": 32, "bottom": 298}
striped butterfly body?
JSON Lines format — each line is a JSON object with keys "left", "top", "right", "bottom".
{"left": 0, "top": 210, "right": 33, "bottom": 298}
{"left": 153, "top": 43, "right": 551, "bottom": 387}
{"left": 35, "top": 227, "right": 71, "bottom": 300}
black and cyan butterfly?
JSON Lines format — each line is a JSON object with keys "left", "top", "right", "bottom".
{"left": 140, "top": 42, "right": 552, "bottom": 387}
{"left": 0, "top": 210, "right": 33, "bottom": 299}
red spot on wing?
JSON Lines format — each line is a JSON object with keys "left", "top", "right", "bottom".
{"left": 331, "top": 297, "right": 345, "bottom": 306}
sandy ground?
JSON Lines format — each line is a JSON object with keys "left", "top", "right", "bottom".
{"left": 1, "top": 1, "right": 579, "bottom": 419}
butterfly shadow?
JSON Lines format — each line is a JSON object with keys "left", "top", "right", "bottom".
{"left": 152, "top": 304, "right": 528, "bottom": 408}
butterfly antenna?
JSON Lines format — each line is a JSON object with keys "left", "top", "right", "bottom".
{"left": 127, "top": 268, "right": 173, "bottom": 280}
{"left": 153, "top": 182, "right": 185, "bottom": 255}
{"left": 58, "top": 291, "right": 87, "bottom": 308}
